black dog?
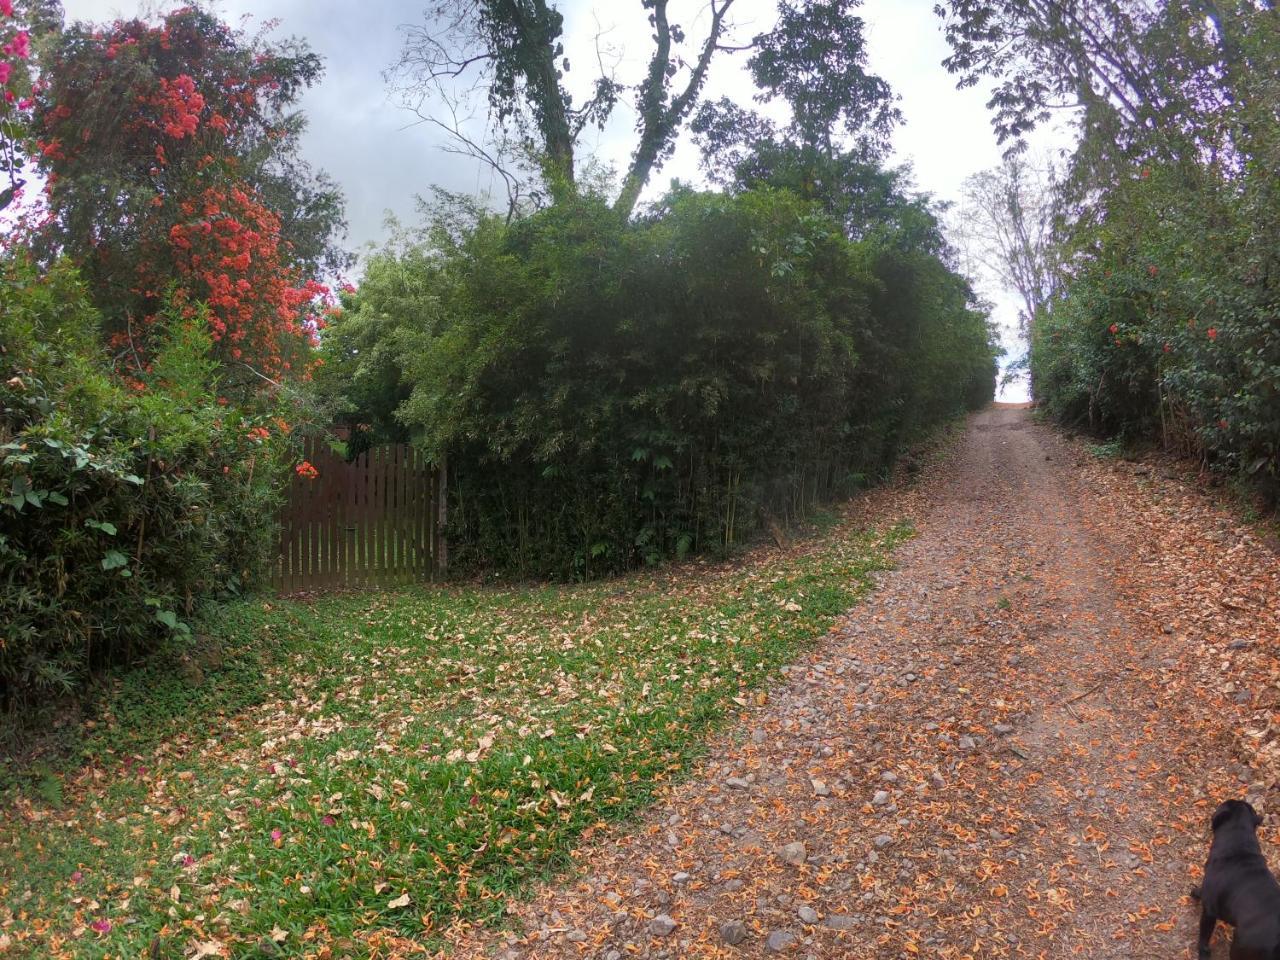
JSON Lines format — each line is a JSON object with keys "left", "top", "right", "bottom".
{"left": 1194, "top": 799, "right": 1280, "bottom": 959}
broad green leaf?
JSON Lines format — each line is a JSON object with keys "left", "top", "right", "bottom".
{"left": 101, "top": 550, "right": 129, "bottom": 570}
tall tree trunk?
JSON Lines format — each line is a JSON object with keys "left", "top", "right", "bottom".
{"left": 614, "top": 0, "right": 737, "bottom": 218}
{"left": 505, "top": 0, "right": 576, "bottom": 198}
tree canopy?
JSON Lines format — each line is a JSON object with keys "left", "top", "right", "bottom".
{"left": 391, "top": 0, "right": 908, "bottom": 217}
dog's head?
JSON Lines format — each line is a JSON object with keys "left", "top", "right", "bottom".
{"left": 1212, "top": 798, "right": 1261, "bottom": 833}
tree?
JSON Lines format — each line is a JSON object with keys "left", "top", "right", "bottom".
{"left": 934, "top": 0, "right": 1278, "bottom": 168}
{"left": 689, "top": 0, "right": 908, "bottom": 245}
{"left": 955, "top": 155, "right": 1061, "bottom": 337}
{"left": 320, "top": 185, "right": 996, "bottom": 578}
{"left": 746, "top": 0, "right": 899, "bottom": 159}
{"left": 31, "top": 6, "right": 346, "bottom": 384}
{"left": 934, "top": 0, "right": 1166, "bottom": 152}
{"left": 392, "top": 0, "right": 750, "bottom": 217}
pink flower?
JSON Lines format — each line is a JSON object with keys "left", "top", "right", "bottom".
{"left": 321, "top": 815, "right": 336, "bottom": 827}
{"left": 9, "top": 31, "right": 29, "bottom": 58}
{"left": 70, "top": 870, "right": 84, "bottom": 883}
{"left": 270, "top": 829, "right": 283, "bottom": 841}
{"left": 90, "top": 919, "right": 112, "bottom": 934}
{"left": 0, "top": 62, "right": 10, "bottom": 85}
{"left": 1207, "top": 327, "right": 1218, "bottom": 340}
{"left": 182, "top": 854, "right": 196, "bottom": 867}
{"left": 0, "top": 1, "right": 12, "bottom": 17}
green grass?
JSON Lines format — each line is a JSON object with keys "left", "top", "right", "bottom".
{"left": 1086, "top": 439, "right": 1126, "bottom": 460}
{"left": 0, "top": 514, "right": 909, "bottom": 959}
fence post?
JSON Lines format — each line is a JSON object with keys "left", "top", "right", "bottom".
{"left": 435, "top": 454, "right": 448, "bottom": 575}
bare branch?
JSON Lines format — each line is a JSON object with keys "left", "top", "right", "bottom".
{"left": 402, "top": 91, "right": 526, "bottom": 220}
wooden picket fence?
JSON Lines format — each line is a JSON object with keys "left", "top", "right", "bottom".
{"left": 272, "top": 435, "right": 446, "bottom": 593}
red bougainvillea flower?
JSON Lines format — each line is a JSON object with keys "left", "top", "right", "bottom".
{"left": 4, "top": 29, "right": 29, "bottom": 58}
{"left": 1207, "top": 327, "right": 1218, "bottom": 340}
{"left": 1108, "top": 323, "right": 1119, "bottom": 334}
{"left": 89, "top": 920, "right": 112, "bottom": 934}
{"left": 295, "top": 460, "right": 319, "bottom": 480}
{"left": 0, "top": 0, "right": 13, "bottom": 18}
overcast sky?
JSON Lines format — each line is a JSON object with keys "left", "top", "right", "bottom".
{"left": 60, "top": 0, "right": 1065, "bottom": 400}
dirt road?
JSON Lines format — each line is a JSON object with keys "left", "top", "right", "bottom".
{"left": 448, "top": 406, "right": 1280, "bottom": 959}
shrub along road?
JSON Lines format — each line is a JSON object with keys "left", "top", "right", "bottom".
{"left": 446, "top": 405, "right": 1280, "bottom": 960}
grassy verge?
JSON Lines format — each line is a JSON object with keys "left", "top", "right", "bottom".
{"left": 0, "top": 513, "right": 908, "bottom": 959}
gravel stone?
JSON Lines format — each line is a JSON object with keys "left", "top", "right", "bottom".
{"left": 720, "top": 919, "right": 748, "bottom": 945}
{"left": 766, "top": 930, "right": 796, "bottom": 952}
{"left": 779, "top": 841, "right": 808, "bottom": 866}
{"left": 650, "top": 915, "right": 677, "bottom": 936}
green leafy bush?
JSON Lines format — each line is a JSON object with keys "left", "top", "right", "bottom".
{"left": 1031, "top": 158, "right": 1280, "bottom": 504}
{"left": 0, "top": 257, "right": 288, "bottom": 708}
{"left": 324, "top": 187, "right": 996, "bottom": 578}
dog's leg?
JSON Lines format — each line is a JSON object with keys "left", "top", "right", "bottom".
{"left": 1197, "top": 907, "right": 1216, "bottom": 960}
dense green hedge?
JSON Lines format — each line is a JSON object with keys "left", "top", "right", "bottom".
{"left": 1031, "top": 158, "right": 1280, "bottom": 504}
{"left": 324, "top": 187, "right": 996, "bottom": 578}
{"left": 0, "top": 258, "right": 288, "bottom": 708}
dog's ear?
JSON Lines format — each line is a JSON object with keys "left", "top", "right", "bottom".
{"left": 1246, "top": 801, "right": 1262, "bottom": 828}
{"left": 1212, "top": 803, "right": 1233, "bottom": 831}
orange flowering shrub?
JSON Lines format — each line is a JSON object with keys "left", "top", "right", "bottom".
{"left": 31, "top": 6, "right": 342, "bottom": 384}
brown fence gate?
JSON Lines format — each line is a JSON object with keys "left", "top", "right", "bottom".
{"left": 273, "top": 436, "right": 446, "bottom": 593}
